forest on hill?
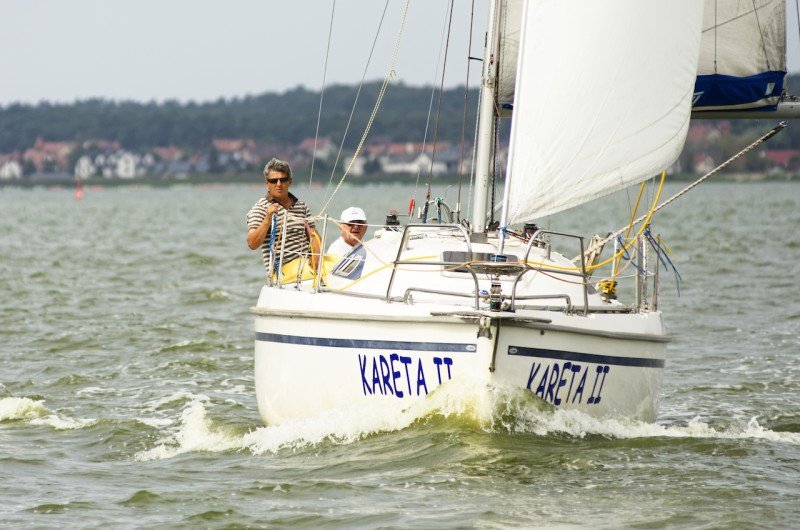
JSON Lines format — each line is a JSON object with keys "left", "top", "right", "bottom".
{"left": 0, "top": 82, "right": 479, "bottom": 153}
{"left": 2, "top": 75, "right": 800, "bottom": 154}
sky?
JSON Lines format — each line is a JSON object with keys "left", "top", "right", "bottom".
{"left": 2, "top": 0, "right": 800, "bottom": 107}
{"left": 0, "top": 0, "right": 489, "bottom": 106}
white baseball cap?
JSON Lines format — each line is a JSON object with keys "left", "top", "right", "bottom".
{"left": 341, "top": 206, "right": 367, "bottom": 223}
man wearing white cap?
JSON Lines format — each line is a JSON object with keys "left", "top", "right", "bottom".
{"left": 327, "top": 206, "right": 367, "bottom": 256}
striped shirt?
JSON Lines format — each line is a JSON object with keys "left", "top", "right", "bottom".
{"left": 247, "top": 193, "right": 314, "bottom": 268}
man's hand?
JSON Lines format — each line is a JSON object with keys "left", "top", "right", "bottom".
{"left": 247, "top": 206, "right": 278, "bottom": 250}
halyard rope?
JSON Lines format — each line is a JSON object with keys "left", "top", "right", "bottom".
{"left": 318, "top": 0, "right": 412, "bottom": 216}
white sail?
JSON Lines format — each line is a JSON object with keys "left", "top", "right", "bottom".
{"left": 497, "top": 0, "right": 522, "bottom": 113}
{"left": 500, "top": 1, "right": 788, "bottom": 115}
{"left": 503, "top": 0, "right": 704, "bottom": 224}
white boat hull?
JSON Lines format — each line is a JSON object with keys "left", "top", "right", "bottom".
{"left": 254, "top": 290, "right": 667, "bottom": 425}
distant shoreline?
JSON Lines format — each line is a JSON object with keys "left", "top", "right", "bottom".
{"left": 1, "top": 171, "right": 798, "bottom": 190}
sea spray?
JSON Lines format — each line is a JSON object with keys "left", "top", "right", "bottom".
{"left": 0, "top": 396, "right": 95, "bottom": 430}
{"left": 0, "top": 397, "right": 48, "bottom": 421}
{"left": 136, "top": 400, "right": 242, "bottom": 461}
{"left": 136, "top": 379, "right": 800, "bottom": 461}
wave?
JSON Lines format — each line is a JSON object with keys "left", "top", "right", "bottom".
{"left": 0, "top": 396, "right": 95, "bottom": 430}
{"left": 135, "top": 379, "right": 800, "bottom": 461}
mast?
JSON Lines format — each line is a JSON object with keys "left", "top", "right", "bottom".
{"left": 496, "top": 0, "right": 529, "bottom": 254}
{"left": 470, "top": 0, "right": 500, "bottom": 237}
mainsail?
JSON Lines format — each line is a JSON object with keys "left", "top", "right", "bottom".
{"left": 694, "top": 0, "right": 786, "bottom": 111}
{"left": 501, "top": 0, "right": 704, "bottom": 224}
{"left": 497, "top": 0, "right": 522, "bottom": 112}
{"left": 499, "top": 0, "right": 788, "bottom": 114}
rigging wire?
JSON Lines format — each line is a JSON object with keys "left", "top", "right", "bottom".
{"left": 750, "top": 0, "right": 772, "bottom": 71}
{"left": 714, "top": 0, "right": 718, "bottom": 73}
{"left": 318, "top": 0, "right": 412, "bottom": 216}
{"left": 455, "top": 0, "right": 477, "bottom": 223}
{"left": 795, "top": 0, "right": 800, "bottom": 74}
{"left": 489, "top": 155, "right": 497, "bottom": 228}
{"left": 465, "top": 79, "right": 482, "bottom": 226}
{"left": 613, "top": 180, "right": 647, "bottom": 277}
{"left": 422, "top": 0, "right": 456, "bottom": 224}
{"left": 320, "top": 0, "right": 392, "bottom": 202}
{"left": 411, "top": 1, "right": 452, "bottom": 223}
{"left": 309, "top": 0, "right": 337, "bottom": 189}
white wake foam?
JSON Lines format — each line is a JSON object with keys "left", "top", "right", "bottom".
{"left": 135, "top": 381, "right": 800, "bottom": 461}
{"left": 136, "top": 400, "right": 241, "bottom": 461}
{"left": 0, "top": 397, "right": 48, "bottom": 421}
{"left": 0, "top": 397, "right": 95, "bottom": 430}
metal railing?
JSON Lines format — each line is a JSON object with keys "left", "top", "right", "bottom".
{"left": 267, "top": 219, "right": 606, "bottom": 315}
{"left": 384, "top": 224, "right": 590, "bottom": 314}
{"left": 513, "top": 229, "right": 589, "bottom": 315}
{"left": 386, "top": 223, "right": 474, "bottom": 303}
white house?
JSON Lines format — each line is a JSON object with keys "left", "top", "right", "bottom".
{"left": 115, "top": 152, "right": 139, "bottom": 179}
{"left": 74, "top": 155, "right": 97, "bottom": 179}
{"left": 380, "top": 152, "right": 447, "bottom": 175}
{"left": 340, "top": 154, "right": 367, "bottom": 176}
{"left": 0, "top": 160, "right": 22, "bottom": 180}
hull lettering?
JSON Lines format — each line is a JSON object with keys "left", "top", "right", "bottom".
{"left": 526, "top": 360, "right": 611, "bottom": 407}
{"left": 359, "top": 354, "right": 454, "bottom": 398}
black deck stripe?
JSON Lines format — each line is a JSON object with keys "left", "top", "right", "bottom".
{"left": 508, "top": 345, "right": 665, "bottom": 368}
{"left": 256, "top": 332, "right": 475, "bottom": 353}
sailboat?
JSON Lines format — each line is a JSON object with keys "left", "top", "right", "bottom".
{"left": 252, "top": 0, "right": 791, "bottom": 425}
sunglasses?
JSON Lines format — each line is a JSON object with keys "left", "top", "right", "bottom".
{"left": 266, "top": 176, "right": 291, "bottom": 184}
{"left": 346, "top": 221, "right": 366, "bottom": 227}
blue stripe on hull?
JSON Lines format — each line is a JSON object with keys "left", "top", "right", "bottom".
{"left": 256, "top": 332, "right": 476, "bottom": 353}
{"left": 693, "top": 71, "right": 785, "bottom": 110}
{"left": 507, "top": 346, "right": 665, "bottom": 368}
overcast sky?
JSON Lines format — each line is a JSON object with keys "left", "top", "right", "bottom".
{"left": 0, "top": 0, "right": 488, "bottom": 106}
{"left": 2, "top": 0, "right": 799, "bottom": 106}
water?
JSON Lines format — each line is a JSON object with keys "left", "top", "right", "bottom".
{"left": 1, "top": 181, "right": 798, "bottom": 528}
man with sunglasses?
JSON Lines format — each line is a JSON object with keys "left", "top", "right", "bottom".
{"left": 246, "top": 158, "right": 319, "bottom": 272}
{"left": 327, "top": 206, "right": 368, "bottom": 257}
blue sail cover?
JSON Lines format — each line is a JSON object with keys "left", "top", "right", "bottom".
{"left": 693, "top": 71, "right": 785, "bottom": 111}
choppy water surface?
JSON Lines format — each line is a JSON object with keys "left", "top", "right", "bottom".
{"left": 1, "top": 182, "right": 798, "bottom": 528}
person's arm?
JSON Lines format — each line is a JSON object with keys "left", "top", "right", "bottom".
{"left": 247, "top": 203, "right": 280, "bottom": 249}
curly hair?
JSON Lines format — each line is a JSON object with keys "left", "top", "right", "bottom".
{"left": 263, "top": 158, "right": 292, "bottom": 179}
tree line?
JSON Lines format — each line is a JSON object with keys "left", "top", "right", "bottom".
{"left": 2, "top": 75, "right": 799, "bottom": 156}
{"left": 0, "top": 82, "right": 479, "bottom": 153}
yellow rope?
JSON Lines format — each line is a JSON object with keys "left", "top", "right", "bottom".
{"left": 326, "top": 254, "right": 439, "bottom": 292}
{"left": 313, "top": 171, "right": 666, "bottom": 293}
{"left": 523, "top": 170, "right": 666, "bottom": 273}
{"left": 614, "top": 178, "right": 647, "bottom": 276}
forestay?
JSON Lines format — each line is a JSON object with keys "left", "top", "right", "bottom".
{"left": 502, "top": 0, "right": 704, "bottom": 224}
